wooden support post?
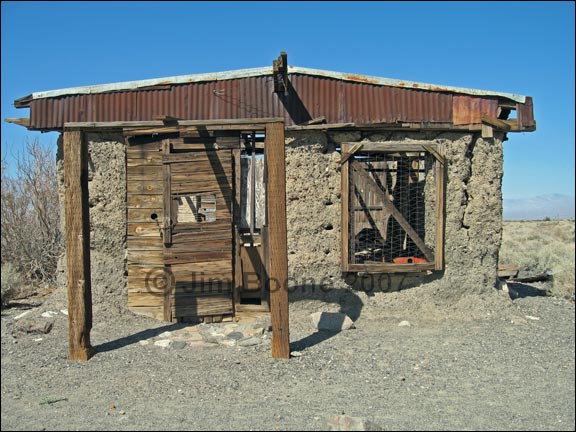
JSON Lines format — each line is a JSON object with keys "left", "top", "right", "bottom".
{"left": 63, "top": 130, "right": 93, "bottom": 361}
{"left": 341, "top": 144, "right": 351, "bottom": 272}
{"left": 265, "top": 121, "right": 290, "bottom": 359}
{"left": 162, "top": 140, "right": 172, "bottom": 246}
{"left": 434, "top": 145, "right": 445, "bottom": 271}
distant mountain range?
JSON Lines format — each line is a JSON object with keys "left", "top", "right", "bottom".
{"left": 503, "top": 193, "right": 575, "bottom": 221}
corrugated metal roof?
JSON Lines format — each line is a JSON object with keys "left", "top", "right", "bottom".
{"left": 25, "top": 74, "right": 458, "bottom": 130}
{"left": 14, "top": 65, "right": 535, "bottom": 132}
{"left": 19, "top": 65, "right": 527, "bottom": 104}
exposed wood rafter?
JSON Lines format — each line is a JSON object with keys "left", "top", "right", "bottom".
{"left": 273, "top": 51, "right": 288, "bottom": 93}
{"left": 4, "top": 118, "right": 30, "bottom": 128}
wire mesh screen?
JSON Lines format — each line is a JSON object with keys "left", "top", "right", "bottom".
{"left": 348, "top": 151, "right": 436, "bottom": 265}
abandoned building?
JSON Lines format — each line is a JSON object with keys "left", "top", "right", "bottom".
{"left": 7, "top": 53, "right": 536, "bottom": 359}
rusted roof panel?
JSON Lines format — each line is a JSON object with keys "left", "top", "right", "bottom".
{"left": 517, "top": 96, "right": 535, "bottom": 129}
{"left": 452, "top": 95, "right": 499, "bottom": 125}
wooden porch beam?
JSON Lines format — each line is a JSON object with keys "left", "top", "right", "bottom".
{"left": 265, "top": 121, "right": 290, "bottom": 359}
{"left": 65, "top": 118, "right": 284, "bottom": 130}
{"left": 63, "top": 130, "right": 93, "bottom": 361}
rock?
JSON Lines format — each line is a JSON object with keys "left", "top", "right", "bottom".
{"left": 138, "top": 340, "right": 150, "bottom": 346}
{"left": 185, "top": 332, "right": 204, "bottom": 342}
{"left": 226, "top": 331, "right": 245, "bottom": 341}
{"left": 34, "top": 338, "right": 43, "bottom": 342}
{"left": 170, "top": 340, "right": 187, "bottom": 350}
{"left": 222, "top": 324, "right": 239, "bottom": 335}
{"left": 153, "top": 339, "right": 171, "bottom": 348}
{"left": 16, "top": 319, "right": 54, "bottom": 334}
{"left": 310, "top": 312, "right": 355, "bottom": 331}
{"left": 203, "top": 334, "right": 225, "bottom": 344}
{"left": 60, "top": 309, "right": 69, "bottom": 316}
{"left": 220, "top": 339, "right": 237, "bottom": 347}
{"left": 327, "top": 415, "right": 380, "bottom": 431}
{"left": 238, "top": 337, "right": 261, "bottom": 347}
{"left": 41, "top": 311, "right": 58, "bottom": 318}
{"left": 14, "top": 311, "right": 32, "bottom": 320}
{"left": 242, "top": 327, "right": 264, "bottom": 338}
{"left": 525, "top": 315, "right": 541, "bottom": 321}
{"left": 290, "top": 351, "right": 303, "bottom": 357}
{"left": 158, "top": 331, "right": 173, "bottom": 338}
{"left": 188, "top": 340, "right": 217, "bottom": 349}
{"left": 398, "top": 320, "right": 412, "bottom": 327}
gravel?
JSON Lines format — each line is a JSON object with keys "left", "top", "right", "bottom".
{"left": 1, "top": 289, "right": 574, "bottom": 431}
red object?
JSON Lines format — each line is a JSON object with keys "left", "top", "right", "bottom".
{"left": 393, "top": 257, "right": 428, "bottom": 264}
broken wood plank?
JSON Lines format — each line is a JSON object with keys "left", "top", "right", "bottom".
{"left": 509, "top": 271, "right": 553, "bottom": 284}
{"left": 498, "top": 263, "right": 520, "bottom": 279}
{"left": 298, "top": 116, "right": 326, "bottom": 126}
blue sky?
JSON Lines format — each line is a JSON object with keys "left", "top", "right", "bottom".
{"left": 1, "top": 1, "right": 574, "bottom": 205}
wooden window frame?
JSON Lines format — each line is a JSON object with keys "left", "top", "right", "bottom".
{"left": 341, "top": 142, "right": 445, "bottom": 274}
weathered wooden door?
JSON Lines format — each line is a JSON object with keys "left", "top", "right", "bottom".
{"left": 161, "top": 136, "right": 237, "bottom": 322}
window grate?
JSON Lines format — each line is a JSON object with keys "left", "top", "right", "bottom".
{"left": 348, "top": 151, "right": 436, "bottom": 266}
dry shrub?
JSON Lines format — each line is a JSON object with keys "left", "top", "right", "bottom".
{"left": 500, "top": 220, "right": 575, "bottom": 298}
{"left": 1, "top": 263, "right": 22, "bottom": 307}
{"left": 1, "top": 139, "right": 62, "bottom": 287}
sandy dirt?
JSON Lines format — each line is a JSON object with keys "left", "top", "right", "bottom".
{"left": 1, "top": 286, "right": 574, "bottom": 431}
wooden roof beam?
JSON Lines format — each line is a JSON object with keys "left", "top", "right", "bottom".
{"left": 4, "top": 118, "right": 31, "bottom": 128}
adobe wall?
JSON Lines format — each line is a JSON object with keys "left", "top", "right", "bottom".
{"left": 56, "top": 128, "right": 504, "bottom": 311}
{"left": 285, "top": 130, "right": 504, "bottom": 301}
{"left": 56, "top": 133, "right": 127, "bottom": 312}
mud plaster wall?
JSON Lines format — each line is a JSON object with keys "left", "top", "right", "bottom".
{"left": 56, "top": 133, "right": 127, "bottom": 312}
{"left": 285, "top": 130, "right": 504, "bottom": 300}
{"left": 56, "top": 129, "right": 503, "bottom": 310}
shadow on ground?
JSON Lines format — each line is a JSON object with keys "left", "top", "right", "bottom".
{"left": 505, "top": 282, "right": 548, "bottom": 299}
{"left": 288, "top": 284, "right": 363, "bottom": 352}
{"left": 95, "top": 322, "right": 185, "bottom": 353}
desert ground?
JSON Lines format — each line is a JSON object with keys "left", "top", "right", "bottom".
{"left": 1, "top": 220, "right": 574, "bottom": 431}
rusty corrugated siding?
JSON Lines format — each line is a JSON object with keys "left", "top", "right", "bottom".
{"left": 452, "top": 95, "right": 499, "bottom": 125}
{"left": 27, "top": 73, "right": 498, "bottom": 130}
